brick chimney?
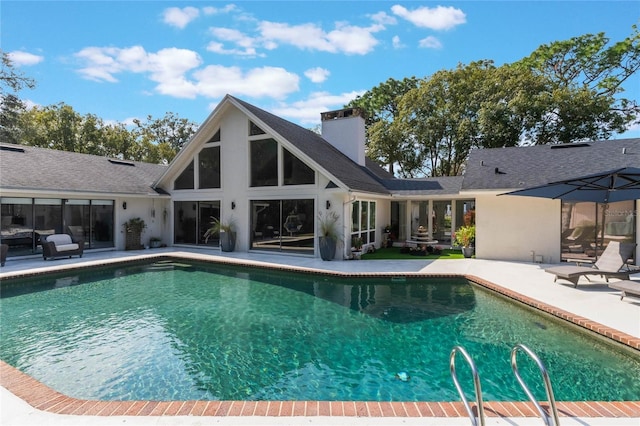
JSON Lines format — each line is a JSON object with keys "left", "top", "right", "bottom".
{"left": 320, "top": 108, "right": 366, "bottom": 166}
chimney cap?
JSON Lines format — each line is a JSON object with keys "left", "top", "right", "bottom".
{"left": 321, "top": 107, "right": 365, "bottom": 121}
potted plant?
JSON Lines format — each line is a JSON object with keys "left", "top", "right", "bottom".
{"left": 204, "top": 216, "right": 236, "bottom": 252}
{"left": 351, "top": 236, "right": 364, "bottom": 259}
{"left": 318, "top": 211, "right": 341, "bottom": 261}
{"left": 149, "top": 237, "right": 162, "bottom": 248}
{"left": 453, "top": 225, "right": 475, "bottom": 258}
{"left": 123, "top": 217, "right": 146, "bottom": 250}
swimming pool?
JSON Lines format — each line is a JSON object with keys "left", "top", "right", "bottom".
{"left": 1, "top": 259, "right": 639, "bottom": 403}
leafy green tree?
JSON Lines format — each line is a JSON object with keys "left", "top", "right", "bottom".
{"left": 134, "top": 112, "right": 198, "bottom": 162}
{"left": 0, "top": 51, "right": 36, "bottom": 144}
{"left": 346, "top": 77, "right": 419, "bottom": 174}
{"left": 516, "top": 25, "right": 640, "bottom": 142}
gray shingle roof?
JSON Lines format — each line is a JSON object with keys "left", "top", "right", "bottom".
{"left": 0, "top": 144, "right": 167, "bottom": 196}
{"left": 383, "top": 176, "right": 464, "bottom": 196}
{"left": 230, "top": 96, "right": 390, "bottom": 195}
{"left": 462, "top": 138, "right": 640, "bottom": 191}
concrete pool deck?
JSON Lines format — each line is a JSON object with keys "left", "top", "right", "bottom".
{"left": 1, "top": 248, "right": 639, "bottom": 426}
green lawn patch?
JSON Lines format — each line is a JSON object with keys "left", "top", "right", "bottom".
{"left": 360, "top": 247, "right": 464, "bottom": 260}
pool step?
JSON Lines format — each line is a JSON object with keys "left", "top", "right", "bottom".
{"left": 144, "top": 261, "right": 194, "bottom": 272}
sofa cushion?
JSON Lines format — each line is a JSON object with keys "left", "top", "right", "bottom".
{"left": 55, "top": 243, "right": 80, "bottom": 252}
{"left": 47, "top": 234, "right": 73, "bottom": 246}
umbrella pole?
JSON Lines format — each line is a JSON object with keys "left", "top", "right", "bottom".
{"left": 597, "top": 203, "right": 608, "bottom": 260}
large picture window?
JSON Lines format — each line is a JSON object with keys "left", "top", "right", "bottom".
{"left": 250, "top": 139, "right": 278, "bottom": 187}
{"left": 351, "top": 200, "right": 376, "bottom": 247}
{"left": 561, "top": 200, "right": 636, "bottom": 262}
{"left": 199, "top": 146, "right": 221, "bottom": 189}
{"left": 0, "top": 197, "right": 114, "bottom": 257}
{"left": 174, "top": 200, "right": 221, "bottom": 246}
{"left": 250, "top": 199, "right": 314, "bottom": 254}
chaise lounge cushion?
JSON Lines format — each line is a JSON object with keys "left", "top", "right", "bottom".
{"left": 608, "top": 280, "right": 640, "bottom": 300}
{"left": 42, "top": 234, "right": 84, "bottom": 260}
{"left": 545, "top": 241, "right": 636, "bottom": 287}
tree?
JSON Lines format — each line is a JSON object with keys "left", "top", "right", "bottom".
{"left": 516, "top": 25, "right": 640, "bottom": 143}
{"left": 134, "top": 112, "right": 198, "bottom": 162}
{"left": 0, "top": 51, "right": 36, "bottom": 144}
{"left": 345, "top": 77, "right": 419, "bottom": 174}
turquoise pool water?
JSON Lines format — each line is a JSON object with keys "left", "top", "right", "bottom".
{"left": 1, "top": 259, "right": 639, "bottom": 402}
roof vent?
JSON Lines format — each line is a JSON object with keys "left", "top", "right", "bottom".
{"left": 0, "top": 145, "right": 25, "bottom": 153}
{"left": 108, "top": 159, "right": 135, "bottom": 167}
{"left": 549, "top": 143, "right": 590, "bottom": 149}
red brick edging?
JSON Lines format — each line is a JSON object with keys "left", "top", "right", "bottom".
{"left": 1, "top": 360, "right": 639, "bottom": 418}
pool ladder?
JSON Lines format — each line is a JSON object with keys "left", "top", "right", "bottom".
{"left": 450, "top": 344, "right": 560, "bottom": 426}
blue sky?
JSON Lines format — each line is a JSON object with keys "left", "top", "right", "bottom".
{"left": 3, "top": 1, "right": 639, "bottom": 138}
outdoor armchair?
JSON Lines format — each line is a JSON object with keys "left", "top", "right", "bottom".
{"left": 42, "top": 233, "right": 84, "bottom": 260}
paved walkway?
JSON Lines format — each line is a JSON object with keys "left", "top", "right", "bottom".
{"left": 1, "top": 248, "right": 639, "bottom": 426}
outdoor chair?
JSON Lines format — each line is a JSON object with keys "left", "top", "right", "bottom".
{"left": 608, "top": 280, "right": 640, "bottom": 301}
{"left": 545, "top": 241, "right": 637, "bottom": 287}
{"left": 1, "top": 243, "right": 8, "bottom": 266}
{"left": 41, "top": 233, "right": 84, "bottom": 260}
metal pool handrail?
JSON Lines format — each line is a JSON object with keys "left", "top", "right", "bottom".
{"left": 450, "top": 346, "right": 485, "bottom": 426}
{"left": 511, "top": 343, "right": 560, "bottom": 426}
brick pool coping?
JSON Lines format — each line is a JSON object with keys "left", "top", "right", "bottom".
{"left": 1, "top": 254, "right": 639, "bottom": 420}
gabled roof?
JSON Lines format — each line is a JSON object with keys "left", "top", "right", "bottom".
{"left": 0, "top": 144, "right": 167, "bottom": 196}
{"left": 229, "top": 96, "right": 390, "bottom": 195}
{"left": 463, "top": 138, "right": 640, "bottom": 191}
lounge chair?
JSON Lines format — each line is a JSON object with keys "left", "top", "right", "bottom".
{"left": 545, "top": 241, "right": 636, "bottom": 287}
{"left": 608, "top": 280, "right": 640, "bottom": 301}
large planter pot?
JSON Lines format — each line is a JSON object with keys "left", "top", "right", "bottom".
{"left": 220, "top": 231, "right": 236, "bottom": 252}
{"left": 319, "top": 236, "right": 336, "bottom": 261}
{"left": 462, "top": 247, "right": 475, "bottom": 258}
{"left": 125, "top": 231, "right": 142, "bottom": 250}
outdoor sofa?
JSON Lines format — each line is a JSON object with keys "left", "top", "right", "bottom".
{"left": 42, "top": 233, "right": 84, "bottom": 260}
{"left": 545, "top": 241, "right": 636, "bottom": 287}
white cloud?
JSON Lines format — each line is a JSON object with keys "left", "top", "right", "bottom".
{"left": 257, "top": 20, "right": 380, "bottom": 55}
{"left": 304, "top": 67, "right": 330, "bottom": 83}
{"left": 391, "top": 5, "right": 466, "bottom": 30}
{"left": 7, "top": 51, "right": 44, "bottom": 66}
{"left": 272, "top": 90, "right": 365, "bottom": 124}
{"left": 392, "top": 35, "right": 405, "bottom": 49}
{"left": 74, "top": 46, "right": 202, "bottom": 97}
{"left": 419, "top": 36, "right": 442, "bottom": 49}
{"left": 193, "top": 65, "right": 299, "bottom": 99}
{"left": 207, "top": 27, "right": 260, "bottom": 56}
{"left": 162, "top": 6, "right": 200, "bottom": 29}
{"left": 369, "top": 11, "right": 397, "bottom": 26}
{"left": 202, "top": 4, "right": 237, "bottom": 15}
{"left": 75, "top": 44, "right": 299, "bottom": 101}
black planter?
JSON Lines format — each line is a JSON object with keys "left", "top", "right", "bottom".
{"left": 319, "top": 236, "right": 336, "bottom": 261}
{"left": 220, "top": 231, "right": 236, "bottom": 252}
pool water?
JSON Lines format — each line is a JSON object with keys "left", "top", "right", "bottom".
{"left": 1, "top": 259, "right": 639, "bottom": 402}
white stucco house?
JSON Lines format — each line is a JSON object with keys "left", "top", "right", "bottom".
{"left": 1, "top": 95, "right": 638, "bottom": 264}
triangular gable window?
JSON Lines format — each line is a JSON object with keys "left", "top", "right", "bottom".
{"left": 283, "top": 148, "right": 315, "bottom": 185}
{"left": 249, "top": 121, "right": 266, "bottom": 136}
{"left": 174, "top": 160, "right": 194, "bottom": 190}
{"left": 207, "top": 129, "right": 221, "bottom": 143}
